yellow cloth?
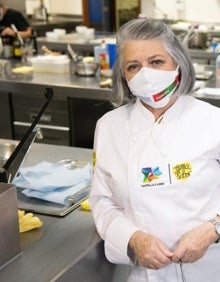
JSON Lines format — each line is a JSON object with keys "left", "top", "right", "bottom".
{"left": 18, "top": 209, "right": 43, "bottom": 233}
{"left": 80, "top": 199, "right": 91, "bottom": 211}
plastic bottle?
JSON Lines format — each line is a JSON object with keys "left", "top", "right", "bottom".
{"left": 216, "top": 53, "right": 220, "bottom": 79}
{"left": 94, "top": 40, "right": 109, "bottom": 71}
{"left": 30, "top": 29, "right": 38, "bottom": 55}
{"left": 106, "top": 43, "right": 117, "bottom": 69}
{"left": 13, "top": 33, "right": 22, "bottom": 59}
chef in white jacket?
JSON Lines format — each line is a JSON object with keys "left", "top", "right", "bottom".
{"left": 90, "top": 18, "right": 220, "bottom": 282}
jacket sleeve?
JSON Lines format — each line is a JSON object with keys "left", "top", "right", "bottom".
{"left": 89, "top": 117, "right": 138, "bottom": 265}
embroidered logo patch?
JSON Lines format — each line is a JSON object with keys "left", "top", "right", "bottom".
{"left": 92, "top": 150, "right": 96, "bottom": 168}
{"left": 172, "top": 162, "right": 192, "bottom": 180}
{"left": 141, "top": 166, "right": 162, "bottom": 184}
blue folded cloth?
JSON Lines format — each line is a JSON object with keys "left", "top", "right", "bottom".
{"left": 13, "top": 161, "right": 92, "bottom": 205}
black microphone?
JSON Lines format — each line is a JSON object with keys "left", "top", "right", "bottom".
{"left": 0, "top": 87, "right": 54, "bottom": 183}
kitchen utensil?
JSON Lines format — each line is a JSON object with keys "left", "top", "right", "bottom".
{"left": 182, "top": 26, "right": 195, "bottom": 47}
{"left": 182, "top": 25, "right": 208, "bottom": 49}
{"left": 0, "top": 88, "right": 54, "bottom": 183}
{"left": 32, "top": 54, "right": 70, "bottom": 74}
{"left": 188, "top": 31, "right": 208, "bottom": 49}
{"left": 67, "top": 44, "right": 78, "bottom": 61}
{"left": 1, "top": 36, "right": 13, "bottom": 58}
{"left": 11, "top": 24, "right": 24, "bottom": 46}
{"left": 74, "top": 61, "right": 99, "bottom": 76}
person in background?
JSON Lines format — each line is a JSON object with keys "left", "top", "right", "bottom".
{"left": 0, "top": 1, "right": 32, "bottom": 38}
{"left": 90, "top": 18, "right": 220, "bottom": 282}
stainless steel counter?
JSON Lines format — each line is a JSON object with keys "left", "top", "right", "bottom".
{"left": 0, "top": 60, "right": 113, "bottom": 147}
{"left": 0, "top": 140, "right": 126, "bottom": 282}
{"left": 37, "top": 32, "right": 116, "bottom": 55}
{"left": 1, "top": 59, "right": 220, "bottom": 103}
{"left": 1, "top": 59, "right": 220, "bottom": 148}
{"left": 193, "top": 77, "right": 220, "bottom": 107}
{"left": 0, "top": 60, "right": 112, "bottom": 101}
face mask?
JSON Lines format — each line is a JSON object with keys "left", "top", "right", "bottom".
{"left": 127, "top": 67, "right": 179, "bottom": 108}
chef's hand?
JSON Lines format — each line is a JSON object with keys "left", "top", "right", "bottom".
{"left": 172, "top": 221, "right": 219, "bottom": 263}
{"left": 1, "top": 27, "right": 15, "bottom": 37}
{"left": 128, "top": 231, "right": 173, "bottom": 269}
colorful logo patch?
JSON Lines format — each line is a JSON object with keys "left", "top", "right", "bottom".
{"left": 92, "top": 150, "right": 96, "bottom": 169}
{"left": 172, "top": 162, "right": 192, "bottom": 180}
{"left": 141, "top": 166, "right": 162, "bottom": 184}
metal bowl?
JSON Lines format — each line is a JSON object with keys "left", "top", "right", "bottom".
{"left": 74, "top": 61, "right": 99, "bottom": 76}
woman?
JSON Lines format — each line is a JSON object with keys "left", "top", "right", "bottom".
{"left": 90, "top": 18, "right": 220, "bottom": 282}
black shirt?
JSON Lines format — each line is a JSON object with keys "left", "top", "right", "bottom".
{"left": 0, "top": 9, "right": 30, "bottom": 33}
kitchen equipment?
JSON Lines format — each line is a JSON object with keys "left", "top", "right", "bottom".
{"left": 11, "top": 24, "right": 24, "bottom": 47}
{"left": 1, "top": 36, "right": 13, "bottom": 58}
{"left": 74, "top": 61, "right": 99, "bottom": 76}
{"left": 0, "top": 143, "right": 17, "bottom": 167}
{"left": 31, "top": 55, "right": 70, "bottom": 74}
{"left": 0, "top": 88, "right": 54, "bottom": 183}
{"left": 67, "top": 44, "right": 78, "bottom": 62}
{"left": 182, "top": 25, "right": 208, "bottom": 49}
{"left": 0, "top": 124, "right": 44, "bottom": 254}
{"left": 12, "top": 93, "right": 69, "bottom": 146}
{"left": 182, "top": 26, "right": 195, "bottom": 47}
{"left": 0, "top": 183, "right": 21, "bottom": 268}
{"left": 188, "top": 31, "right": 208, "bottom": 49}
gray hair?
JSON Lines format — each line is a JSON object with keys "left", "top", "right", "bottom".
{"left": 111, "top": 18, "right": 195, "bottom": 107}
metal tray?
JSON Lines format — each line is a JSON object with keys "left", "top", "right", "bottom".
{"left": 17, "top": 187, "right": 89, "bottom": 217}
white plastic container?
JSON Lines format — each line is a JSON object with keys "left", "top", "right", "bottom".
{"left": 31, "top": 55, "right": 70, "bottom": 74}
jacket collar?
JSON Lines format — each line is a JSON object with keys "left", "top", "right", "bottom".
{"left": 130, "top": 96, "right": 190, "bottom": 134}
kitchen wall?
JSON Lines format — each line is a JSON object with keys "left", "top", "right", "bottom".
{"left": 153, "top": 0, "right": 220, "bottom": 23}
{"left": 48, "top": 0, "right": 82, "bottom": 15}
{"left": 8, "top": 0, "right": 220, "bottom": 24}
{"left": 3, "top": 0, "right": 26, "bottom": 14}
{"left": 25, "top": 0, "right": 82, "bottom": 16}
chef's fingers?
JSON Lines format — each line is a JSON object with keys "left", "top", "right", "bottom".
{"left": 138, "top": 239, "right": 173, "bottom": 269}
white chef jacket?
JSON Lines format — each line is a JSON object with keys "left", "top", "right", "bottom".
{"left": 90, "top": 95, "right": 220, "bottom": 282}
